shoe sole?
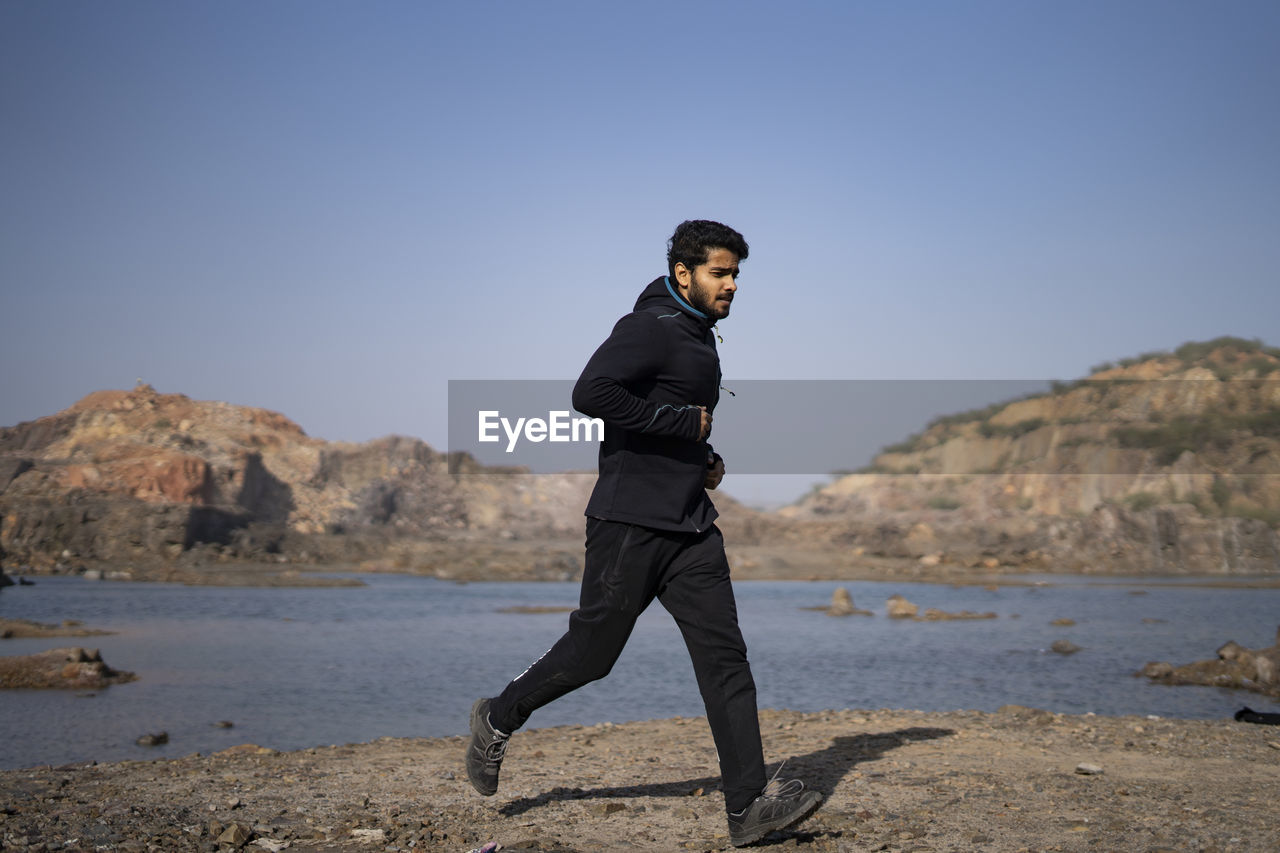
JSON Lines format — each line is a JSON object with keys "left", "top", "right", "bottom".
{"left": 729, "top": 792, "right": 822, "bottom": 848}
{"left": 466, "top": 698, "right": 498, "bottom": 796}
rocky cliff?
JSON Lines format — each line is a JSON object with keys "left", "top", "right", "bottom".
{"left": 0, "top": 384, "right": 592, "bottom": 571}
{"left": 4, "top": 338, "right": 1279, "bottom": 578}
{"left": 782, "top": 338, "right": 1280, "bottom": 574}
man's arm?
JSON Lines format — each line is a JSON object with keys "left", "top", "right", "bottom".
{"left": 572, "top": 313, "right": 704, "bottom": 440}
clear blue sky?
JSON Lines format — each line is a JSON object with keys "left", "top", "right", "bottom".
{"left": 3, "top": 1, "right": 1278, "bottom": 501}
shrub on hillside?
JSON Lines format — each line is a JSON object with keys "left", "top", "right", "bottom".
{"left": 1123, "top": 492, "right": 1160, "bottom": 512}
{"left": 978, "top": 418, "right": 1046, "bottom": 439}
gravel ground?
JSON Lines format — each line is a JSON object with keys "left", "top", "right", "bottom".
{"left": 3, "top": 706, "right": 1279, "bottom": 852}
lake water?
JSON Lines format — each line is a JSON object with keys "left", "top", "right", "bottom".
{"left": 2, "top": 573, "right": 1278, "bottom": 770}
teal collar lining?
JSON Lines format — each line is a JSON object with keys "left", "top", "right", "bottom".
{"left": 664, "top": 276, "right": 709, "bottom": 320}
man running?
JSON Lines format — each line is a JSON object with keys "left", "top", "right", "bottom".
{"left": 465, "top": 220, "right": 821, "bottom": 847}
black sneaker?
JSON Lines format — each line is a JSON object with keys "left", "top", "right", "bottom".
{"left": 465, "top": 698, "right": 510, "bottom": 796}
{"left": 727, "top": 776, "right": 822, "bottom": 847}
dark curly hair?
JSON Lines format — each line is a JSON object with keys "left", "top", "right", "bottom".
{"left": 666, "top": 220, "right": 749, "bottom": 277}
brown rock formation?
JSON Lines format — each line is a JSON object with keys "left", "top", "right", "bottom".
{"left": 2, "top": 339, "right": 1277, "bottom": 578}
{"left": 782, "top": 339, "right": 1280, "bottom": 575}
{"left": 1139, "top": 626, "right": 1280, "bottom": 698}
{"left": 0, "top": 384, "right": 593, "bottom": 571}
{"left": 0, "top": 646, "right": 136, "bottom": 689}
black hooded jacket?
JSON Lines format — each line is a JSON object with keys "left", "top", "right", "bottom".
{"left": 571, "top": 276, "right": 722, "bottom": 532}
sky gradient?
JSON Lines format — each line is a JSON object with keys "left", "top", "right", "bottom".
{"left": 3, "top": 1, "right": 1278, "bottom": 503}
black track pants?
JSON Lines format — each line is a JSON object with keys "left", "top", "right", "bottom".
{"left": 488, "top": 518, "right": 767, "bottom": 813}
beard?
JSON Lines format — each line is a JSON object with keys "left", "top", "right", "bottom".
{"left": 689, "top": 278, "right": 732, "bottom": 319}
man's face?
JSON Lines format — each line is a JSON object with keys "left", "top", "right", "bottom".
{"left": 675, "top": 247, "right": 739, "bottom": 320}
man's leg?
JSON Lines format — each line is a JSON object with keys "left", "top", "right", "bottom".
{"left": 468, "top": 519, "right": 677, "bottom": 796}
{"left": 488, "top": 519, "right": 672, "bottom": 731}
{"left": 656, "top": 526, "right": 766, "bottom": 814}
{"left": 658, "top": 526, "right": 822, "bottom": 845}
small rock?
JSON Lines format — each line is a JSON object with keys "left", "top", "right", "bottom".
{"left": 350, "top": 828, "right": 386, "bottom": 843}
{"left": 588, "top": 802, "right": 627, "bottom": 817}
{"left": 137, "top": 732, "right": 169, "bottom": 747}
{"left": 1253, "top": 655, "right": 1276, "bottom": 685}
{"left": 214, "top": 720, "right": 235, "bottom": 728}
{"left": 251, "top": 840, "right": 290, "bottom": 852}
{"left": 886, "top": 594, "right": 918, "bottom": 619}
{"left": 828, "top": 587, "right": 854, "bottom": 616}
{"left": 1051, "top": 640, "right": 1081, "bottom": 655}
{"left": 1217, "top": 641, "right": 1248, "bottom": 661}
{"left": 217, "top": 823, "right": 253, "bottom": 846}
{"left": 997, "top": 705, "right": 1055, "bottom": 725}
{"left": 922, "top": 608, "right": 996, "bottom": 621}
{"left": 1050, "top": 618, "right": 1076, "bottom": 626}
{"left": 1075, "top": 763, "right": 1104, "bottom": 775}
{"left": 826, "top": 587, "right": 871, "bottom": 617}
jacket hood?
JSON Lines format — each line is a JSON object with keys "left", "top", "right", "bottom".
{"left": 633, "top": 276, "right": 713, "bottom": 325}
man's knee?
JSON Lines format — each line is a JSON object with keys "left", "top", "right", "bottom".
{"left": 563, "top": 612, "right": 633, "bottom": 682}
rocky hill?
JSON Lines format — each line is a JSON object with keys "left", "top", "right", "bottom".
{"left": 3, "top": 338, "right": 1278, "bottom": 580}
{"left": 782, "top": 337, "right": 1280, "bottom": 574}
{"left": 0, "top": 385, "right": 592, "bottom": 573}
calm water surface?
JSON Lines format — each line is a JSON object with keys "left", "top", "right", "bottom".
{"left": 2, "top": 573, "right": 1278, "bottom": 769}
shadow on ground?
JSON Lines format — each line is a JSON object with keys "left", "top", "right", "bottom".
{"left": 498, "top": 726, "right": 955, "bottom": 820}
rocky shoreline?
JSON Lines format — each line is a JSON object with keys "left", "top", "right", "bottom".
{"left": 2, "top": 707, "right": 1279, "bottom": 852}
{"left": 7, "top": 544, "right": 1280, "bottom": 589}
{"left": 0, "top": 618, "right": 114, "bottom": 639}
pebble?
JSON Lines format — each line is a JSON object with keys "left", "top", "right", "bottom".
{"left": 1075, "top": 763, "right": 1105, "bottom": 775}
{"left": 252, "top": 840, "right": 289, "bottom": 852}
{"left": 588, "top": 802, "right": 628, "bottom": 817}
{"left": 216, "top": 823, "right": 252, "bottom": 846}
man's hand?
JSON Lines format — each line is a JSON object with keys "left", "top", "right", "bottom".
{"left": 698, "top": 406, "right": 713, "bottom": 440}
{"left": 705, "top": 452, "right": 725, "bottom": 491}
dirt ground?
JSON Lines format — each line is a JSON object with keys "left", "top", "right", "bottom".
{"left": 3, "top": 706, "right": 1279, "bottom": 852}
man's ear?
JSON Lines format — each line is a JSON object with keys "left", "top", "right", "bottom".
{"left": 673, "top": 261, "right": 693, "bottom": 293}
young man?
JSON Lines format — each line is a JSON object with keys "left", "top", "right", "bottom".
{"left": 466, "top": 220, "right": 822, "bottom": 847}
